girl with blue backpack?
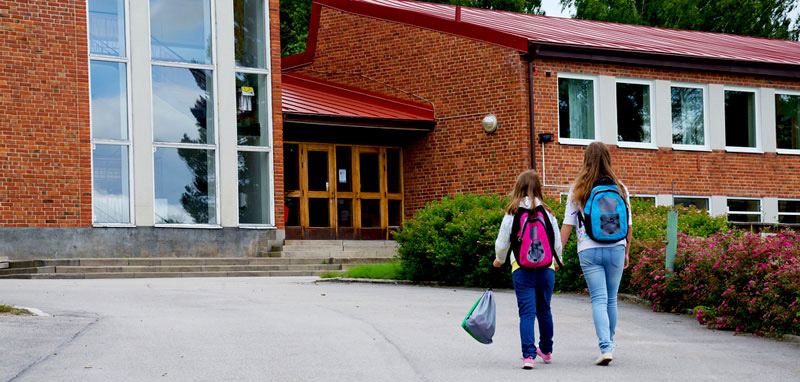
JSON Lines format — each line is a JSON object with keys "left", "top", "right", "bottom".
{"left": 493, "top": 170, "right": 562, "bottom": 370}
{"left": 560, "top": 141, "right": 632, "bottom": 366}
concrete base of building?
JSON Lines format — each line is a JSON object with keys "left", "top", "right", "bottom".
{"left": 0, "top": 227, "right": 285, "bottom": 260}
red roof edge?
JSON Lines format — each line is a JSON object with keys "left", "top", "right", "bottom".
{"left": 281, "top": 3, "right": 322, "bottom": 71}
{"left": 283, "top": 72, "right": 435, "bottom": 120}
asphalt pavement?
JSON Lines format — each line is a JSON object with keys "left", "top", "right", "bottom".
{"left": 1, "top": 277, "right": 798, "bottom": 381}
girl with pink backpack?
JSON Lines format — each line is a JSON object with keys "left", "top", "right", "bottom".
{"left": 493, "top": 170, "right": 563, "bottom": 369}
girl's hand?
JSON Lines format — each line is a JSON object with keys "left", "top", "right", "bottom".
{"left": 492, "top": 260, "right": 503, "bottom": 268}
{"left": 624, "top": 253, "right": 630, "bottom": 269}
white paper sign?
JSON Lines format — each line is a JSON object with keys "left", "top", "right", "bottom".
{"left": 338, "top": 169, "right": 347, "bottom": 183}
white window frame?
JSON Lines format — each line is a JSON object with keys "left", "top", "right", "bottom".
{"left": 88, "top": 0, "right": 135, "bottom": 227}
{"left": 615, "top": 78, "right": 657, "bottom": 149}
{"left": 775, "top": 89, "right": 800, "bottom": 156}
{"left": 724, "top": 86, "right": 762, "bottom": 154}
{"left": 778, "top": 198, "right": 800, "bottom": 224}
{"left": 236, "top": 2, "right": 275, "bottom": 228}
{"left": 673, "top": 195, "right": 711, "bottom": 213}
{"left": 557, "top": 72, "right": 600, "bottom": 146}
{"left": 150, "top": 0, "right": 221, "bottom": 228}
{"left": 726, "top": 197, "right": 762, "bottom": 223}
{"left": 670, "top": 82, "right": 711, "bottom": 152}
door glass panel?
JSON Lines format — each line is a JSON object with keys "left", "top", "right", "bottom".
{"left": 308, "top": 198, "right": 330, "bottom": 227}
{"left": 285, "top": 197, "right": 299, "bottom": 226}
{"left": 307, "top": 150, "right": 329, "bottom": 192}
{"left": 387, "top": 149, "right": 401, "bottom": 194}
{"left": 359, "top": 153, "right": 380, "bottom": 193}
{"left": 284, "top": 144, "right": 299, "bottom": 191}
{"left": 361, "top": 199, "right": 381, "bottom": 227}
{"left": 388, "top": 200, "right": 402, "bottom": 227}
{"left": 337, "top": 199, "right": 353, "bottom": 227}
{"left": 336, "top": 146, "right": 352, "bottom": 192}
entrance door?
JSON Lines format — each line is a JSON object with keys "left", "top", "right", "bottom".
{"left": 284, "top": 143, "right": 403, "bottom": 240}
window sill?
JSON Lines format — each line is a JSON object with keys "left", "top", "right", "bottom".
{"left": 776, "top": 149, "right": 800, "bottom": 155}
{"left": 238, "top": 225, "right": 277, "bottom": 230}
{"left": 725, "top": 147, "right": 763, "bottom": 154}
{"left": 93, "top": 223, "right": 136, "bottom": 228}
{"left": 154, "top": 224, "right": 223, "bottom": 229}
{"left": 672, "top": 145, "right": 712, "bottom": 152}
{"left": 558, "top": 138, "right": 596, "bottom": 146}
{"left": 616, "top": 142, "right": 658, "bottom": 150}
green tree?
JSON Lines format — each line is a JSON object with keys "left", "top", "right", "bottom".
{"left": 561, "top": 0, "right": 800, "bottom": 40}
{"left": 280, "top": 0, "right": 543, "bottom": 56}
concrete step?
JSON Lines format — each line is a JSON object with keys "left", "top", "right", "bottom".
{"left": 3, "top": 270, "right": 324, "bottom": 279}
{"left": 0, "top": 266, "right": 55, "bottom": 276}
{"left": 52, "top": 264, "right": 343, "bottom": 274}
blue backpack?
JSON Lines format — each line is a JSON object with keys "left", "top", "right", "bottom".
{"left": 578, "top": 177, "right": 629, "bottom": 243}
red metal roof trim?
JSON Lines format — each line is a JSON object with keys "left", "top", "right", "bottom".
{"left": 282, "top": 72, "right": 435, "bottom": 123}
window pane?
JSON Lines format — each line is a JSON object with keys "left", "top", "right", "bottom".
{"left": 236, "top": 72, "right": 270, "bottom": 146}
{"left": 361, "top": 199, "right": 381, "bottom": 227}
{"left": 307, "top": 150, "right": 329, "bottom": 192}
{"left": 558, "top": 78, "right": 595, "bottom": 139}
{"left": 89, "top": 0, "right": 126, "bottom": 56}
{"left": 388, "top": 200, "right": 402, "bottom": 227}
{"left": 387, "top": 149, "right": 401, "bottom": 194}
{"left": 779, "top": 200, "right": 800, "bottom": 213}
{"left": 779, "top": 215, "right": 800, "bottom": 224}
{"left": 337, "top": 199, "right": 353, "bottom": 227}
{"left": 285, "top": 197, "right": 300, "bottom": 226}
{"left": 672, "top": 87, "right": 705, "bottom": 145}
{"left": 150, "top": 0, "right": 212, "bottom": 64}
{"left": 238, "top": 151, "right": 270, "bottom": 225}
{"left": 92, "top": 144, "right": 130, "bottom": 223}
{"left": 284, "top": 144, "right": 299, "bottom": 191}
{"left": 727, "top": 199, "right": 760, "bottom": 212}
{"left": 234, "top": 0, "right": 267, "bottom": 69}
{"left": 152, "top": 66, "right": 214, "bottom": 144}
{"left": 617, "top": 82, "right": 652, "bottom": 143}
{"left": 154, "top": 147, "right": 216, "bottom": 224}
{"left": 729, "top": 213, "right": 761, "bottom": 223}
{"left": 776, "top": 94, "right": 800, "bottom": 150}
{"left": 336, "top": 146, "right": 352, "bottom": 192}
{"left": 308, "top": 198, "right": 330, "bottom": 227}
{"left": 91, "top": 61, "right": 128, "bottom": 140}
{"left": 725, "top": 90, "right": 757, "bottom": 148}
{"left": 674, "top": 197, "right": 709, "bottom": 211}
{"left": 359, "top": 153, "right": 380, "bottom": 193}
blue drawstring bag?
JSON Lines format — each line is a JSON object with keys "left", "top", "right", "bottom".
{"left": 461, "top": 289, "right": 496, "bottom": 344}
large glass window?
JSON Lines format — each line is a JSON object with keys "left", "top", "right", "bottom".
{"left": 558, "top": 75, "right": 596, "bottom": 141}
{"left": 616, "top": 81, "right": 653, "bottom": 145}
{"left": 672, "top": 85, "right": 706, "bottom": 147}
{"left": 776, "top": 92, "right": 800, "bottom": 151}
{"left": 89, "top": 0, "right": 131, "bottom": 225}
{"left": 149, "top": 0, "right": 212, "bottom": 64}
{"left": 725, "top": 89, "right": 758, "bottom": 149}
{"left": 152, "top": 66, "right": 215, "bottom": 144}
{"left": 727, "top": 198, "right": 761, "bottom": 223}
{"left": 778, "top": 200, "right": 800, "bottom": 224}
{"left": 154, "top": 148, "right": 216, "bottom": 224}
{"left": 234, "top": 0, "right": 267, "bottom": 69}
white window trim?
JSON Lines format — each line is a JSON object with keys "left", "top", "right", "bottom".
{"left": 88, "top": 0, "right": 135, "bottom": 227}
{"left": 615, "top": 78, "right": 657, "bottom": 149}
{"left": 670, "top": 82, "right": 711, "bottom": 152}
{"left": 778, "top": 198, "right": 800, "bottom": 222}
{"left": 557, "top": 72, "right": 600, "bottom": 146}
{"left": 724, "top": 86, "right": 762, "bottom": 153}
{"left": 775, "top": 89, "right": 800, "bottom": 155}
{"left": 673, "top": 195, "right": 711, "bottom": 212}
{"left": 149, "top": 0, "right": 222, "bottom": 228}
{"left": 726, "top": 197, "right": 763, "bottom": 222}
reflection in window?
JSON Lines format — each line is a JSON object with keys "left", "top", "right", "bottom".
{"left": 238, "top": 151, "right": 270, "bottom": 224}
{"left": 558, "top": 77, "right": 595, "bottom": 140}
{"left": 154, "top": 147, "right": 216, "bottom": 224}
{"left": 725, "top": 90, "right": 757, "bottom": 148}
{"left": 150, "top": 0, "right": 212, "bottom": 64}
{"left": 234, "top": 0, "right": 267, "bottom": 69}
{"left": 776, "top": 93, "right": 800, "bottom": 150}
{"left": 778, "top": 200, "right": 800, "bottom": 224}
{"left": 674, "top": 197, "right": 709, "bottom": 212}
{"left": 91, "top": 61, "right": 128, "bottom": 141}
{"left": 236, "top": 72, "right": 269, "bottom": 146}
{"left": 152, "top": 66, "right": 214, "bottom": 144}
{"left": 93, "top": 145, "right": 130, "bottom": 223}
{"left": 672, "top": 86, "right": 705, "bottom": 146}
{"left": 617, "top": 82, "right": 652, "bottom": 144}
{"left": 89, "top": 0, "right": 126, "bottom": 56}
{"left": 727, "top": 199, "right": 761, "bottom": 223}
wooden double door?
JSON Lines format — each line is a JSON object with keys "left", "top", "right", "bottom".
{"left": 284, "top": 143, "right": 403, "bottom": 240}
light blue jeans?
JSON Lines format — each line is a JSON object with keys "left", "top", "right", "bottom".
{"left": 578, "top": 245, "right": 625, "bottom": 354}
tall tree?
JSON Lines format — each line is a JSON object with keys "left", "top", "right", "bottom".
{"left": 561, "top": 0, "right": 800, "bottom": 40}
{"left": 280, "top": 0, "right": 543, "bottom": 56}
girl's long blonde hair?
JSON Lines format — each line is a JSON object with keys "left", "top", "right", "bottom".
{"left": 572, "top": 141, "right": 628, "bottom": 208}
{"left": 506, "top": 170, "right": 553, "bottom": 216}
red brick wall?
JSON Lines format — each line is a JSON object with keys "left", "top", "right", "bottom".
{"left": 0, "top": 0, "right": 91, "bottom": 227}
{"left": 269, "top": 0, "right": 284, "bottom": 229}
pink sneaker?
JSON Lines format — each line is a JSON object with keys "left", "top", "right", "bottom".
{"left": 537, "top": 348, "right": 552, "bottom": 364}
{"left": 522, "top": 356, "right": 535, "bottom": 369}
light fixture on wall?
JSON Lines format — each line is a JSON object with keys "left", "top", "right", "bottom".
{"left": 482, "top": 114, "right": 499, "bottom": 134}
{"left": 538, "top": 133, "right": 553, "bottom": 143}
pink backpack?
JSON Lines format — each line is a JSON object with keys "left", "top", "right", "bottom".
{"left": 509, "top": 206, "right": 558, "bottom": 270}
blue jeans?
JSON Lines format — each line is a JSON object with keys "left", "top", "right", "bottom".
{"left": 512, "top": 268, "right": 554, "bottom": 358}
{"left": 579, "top": 245, "right": 625, "bottom": 353}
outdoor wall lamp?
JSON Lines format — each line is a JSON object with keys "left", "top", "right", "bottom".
{"left": 482, "top": 114, "right": 499, "bottom": 134}
{"left": 538, "top": 133, "right": 554, "bottom": 143}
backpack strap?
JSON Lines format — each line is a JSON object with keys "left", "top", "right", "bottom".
{"left": 536, "top": 205, "right": 563, "bottom": 269}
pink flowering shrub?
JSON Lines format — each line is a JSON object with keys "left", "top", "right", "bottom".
{"left": 631, "top": 230, "right": 800, "bottom": 336}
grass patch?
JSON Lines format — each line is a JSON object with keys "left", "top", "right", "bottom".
{"left": 0, "top": 304, "right": 32, "bottom": 316}
{"left": 343, "top": 261, "right": 404, "bottom": 280}
{"left": 0, "top": 304, "right": 12, "bottom": 313}
{"left": 318, "top": 271, "right": 345, "bottom": 279}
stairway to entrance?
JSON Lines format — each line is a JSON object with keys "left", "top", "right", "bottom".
{"left": 0, "top": 241, "right": 398, "bottom": 279}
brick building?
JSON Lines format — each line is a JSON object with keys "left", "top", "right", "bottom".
{"left": 0, "top": 0, "right": 285, "bottom": 258}
{"left": 280, "top": 0, "right": 800, "bottom": 240}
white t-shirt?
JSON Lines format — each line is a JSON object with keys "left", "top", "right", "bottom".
{"left": 563, "top": 185, "right": 632, "bottom": 253}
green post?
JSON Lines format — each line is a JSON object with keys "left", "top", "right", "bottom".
{"left": 665, "top": 210, "right": 678, "bottom": 271}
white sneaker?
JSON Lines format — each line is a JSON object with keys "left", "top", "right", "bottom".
{"left": 595, "top": 352, "right": 613, "bottom": 366}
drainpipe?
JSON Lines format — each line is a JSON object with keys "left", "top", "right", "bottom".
{"left": 527, "top": 45, "right": 539, "bottom": 170}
